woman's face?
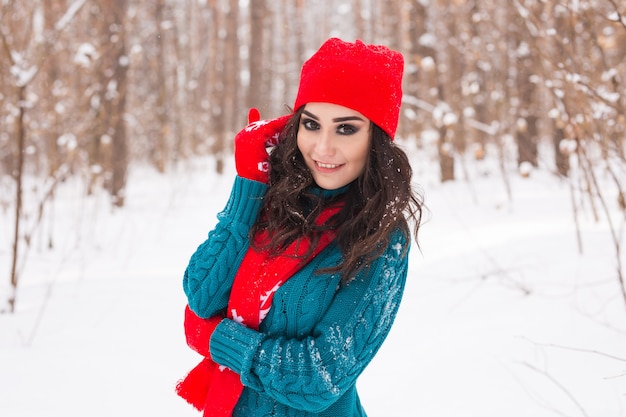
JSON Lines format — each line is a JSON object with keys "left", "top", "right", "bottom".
{"left": 297, "top": 102, "right": 371, "bottom": 190}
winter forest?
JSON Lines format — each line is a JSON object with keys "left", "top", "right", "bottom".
{"left": 1, "top": 0, "right": 626, "bottom": 416}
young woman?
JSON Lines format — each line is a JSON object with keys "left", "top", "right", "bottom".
{"left": 177, "top": 38, "right": 424, "bottom": 417}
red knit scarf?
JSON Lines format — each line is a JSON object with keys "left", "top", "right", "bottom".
{"left": 176, "top": 205, "right": 341, "bottom": 416}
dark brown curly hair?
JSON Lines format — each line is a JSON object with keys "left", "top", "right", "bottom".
{"left": 250, "top": 106, "right": 424, "bottom": 283}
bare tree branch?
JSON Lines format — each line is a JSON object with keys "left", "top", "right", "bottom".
{"left": 520, "top": 361, "right": 591, "bottom": 417}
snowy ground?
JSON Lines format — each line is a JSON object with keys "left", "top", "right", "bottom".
{"left": 1, "top": 150, "right": 625, "bottom": 417}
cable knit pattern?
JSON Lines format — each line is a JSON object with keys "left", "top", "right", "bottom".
{"left": 183, "top": 176, "right": 267, "bottom": 318}
{"left": 184, "top": 176, "right": 410, "bottom": 417}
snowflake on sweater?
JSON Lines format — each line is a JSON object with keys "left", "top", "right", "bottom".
{"left": 260, "top": 281, "right": 282, "bottom": 321}
{"left": 231, "top": 308, "right": 245, "bottom": 325}
{"left": 229, "top": 280, "right": 283, "bottom": 327}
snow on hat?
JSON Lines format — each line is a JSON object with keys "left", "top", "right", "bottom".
{"left": 293, "top": 38, "right": 404, "bottom": 139}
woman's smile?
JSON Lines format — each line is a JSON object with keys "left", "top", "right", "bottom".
{"left": 315, "top": 161, "right": 343, "bottom": 170}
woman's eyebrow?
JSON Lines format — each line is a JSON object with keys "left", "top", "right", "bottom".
{"left": 302, "top": 110, "right": 365, "bottom": 123}
{"left": 302, "top": 110, "right": 319, "bottom": 120}
{"left": 333, "top": 116, "right": 365, "bottom": 123}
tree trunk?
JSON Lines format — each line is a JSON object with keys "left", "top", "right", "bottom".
{"left": 225, "top": 0, "right": 239, "bottom": 134}
{"left": 438, "top": 126, "right": 455, "bottom": 182}
{"left": 101, "top": 0, "right": 129, "bottom": 206}
{"left": 553, "top": 121, "right": 570, "bottom": 176}
{"left": 209, "top": 0, "right": 226, "bottom": 173}
{"left": 514, "top": 4, "right": 538, "bottom": 169}
{"left": 9, "top": 85, "right": 26, "bottom": 313}
{"left": 435, "top": 0, "right": 457, "bottom": 181}
{"left": 154, "top": 0, "right": 169, "bottom": 173}
{"left": 248, "top": 0, "right": 266, "bottom": 115}
{"left": 42, "top": 0, "right": 65, "bottom": 178}
{"left": 353, "top": 0, "right": 365, "bottom": 40}
{"left": 515, "top": 84, "right": 539, "bottom": 169}
{"left": 401, "top": 0, "right": 426, "bottom": 140}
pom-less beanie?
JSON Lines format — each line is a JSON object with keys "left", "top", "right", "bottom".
{"left": 293, "top": 38, "right": 404, "bottom": 139}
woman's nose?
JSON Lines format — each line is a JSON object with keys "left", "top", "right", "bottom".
{"left": 314, "top": 129, "right": 334, "bottom": 156}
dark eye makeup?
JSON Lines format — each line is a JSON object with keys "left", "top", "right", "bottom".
{"left": 300, "top": 118, "right": 360, "bottom": 135}
{"left": 337, "top": 124, "right": 359, "bottom": 135}
{"left": 301, "top": 118, "right": 320, "bottom": 130}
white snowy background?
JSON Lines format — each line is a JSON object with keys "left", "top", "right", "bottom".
{"left": 1, "top": 144, "right": 625, "bottom": 416}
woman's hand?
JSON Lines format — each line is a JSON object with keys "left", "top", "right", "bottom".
{"left": 234, "top": 108, "right": 290, "bottom": 183}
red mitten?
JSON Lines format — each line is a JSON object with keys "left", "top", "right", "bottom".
{"left": 234, "top": 108, "right": 290, "bottom": 183}
{"left": 183, "top": 305, "right": 222, "bottom": 357}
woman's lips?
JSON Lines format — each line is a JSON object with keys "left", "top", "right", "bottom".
{"left": 315, "top": 161, "right": 343, "bottom": 171}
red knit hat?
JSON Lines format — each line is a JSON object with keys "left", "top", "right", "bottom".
{"left": 293, "top": 38, "right": 404, "bottom": 139}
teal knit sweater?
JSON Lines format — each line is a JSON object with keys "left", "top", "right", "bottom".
{"left": 183, "top": 176, "right": 409, "bottom": 417}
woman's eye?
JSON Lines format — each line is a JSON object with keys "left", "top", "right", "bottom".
{"left": 337, "top": 124, "right": 357, "bottom": 135}
{"left": 302, "top": 119, "right": 319, "bottom": 130}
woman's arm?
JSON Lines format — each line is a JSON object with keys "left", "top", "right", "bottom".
{"left": 209, "top": 229, "right": 410, "bottom": 412}
{"left": 183, "top": 176, "right": 267, "bottom": 318}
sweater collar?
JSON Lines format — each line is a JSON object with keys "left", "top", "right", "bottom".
{"left": 309, "top": 184, "right": 350, "bottom": 200}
